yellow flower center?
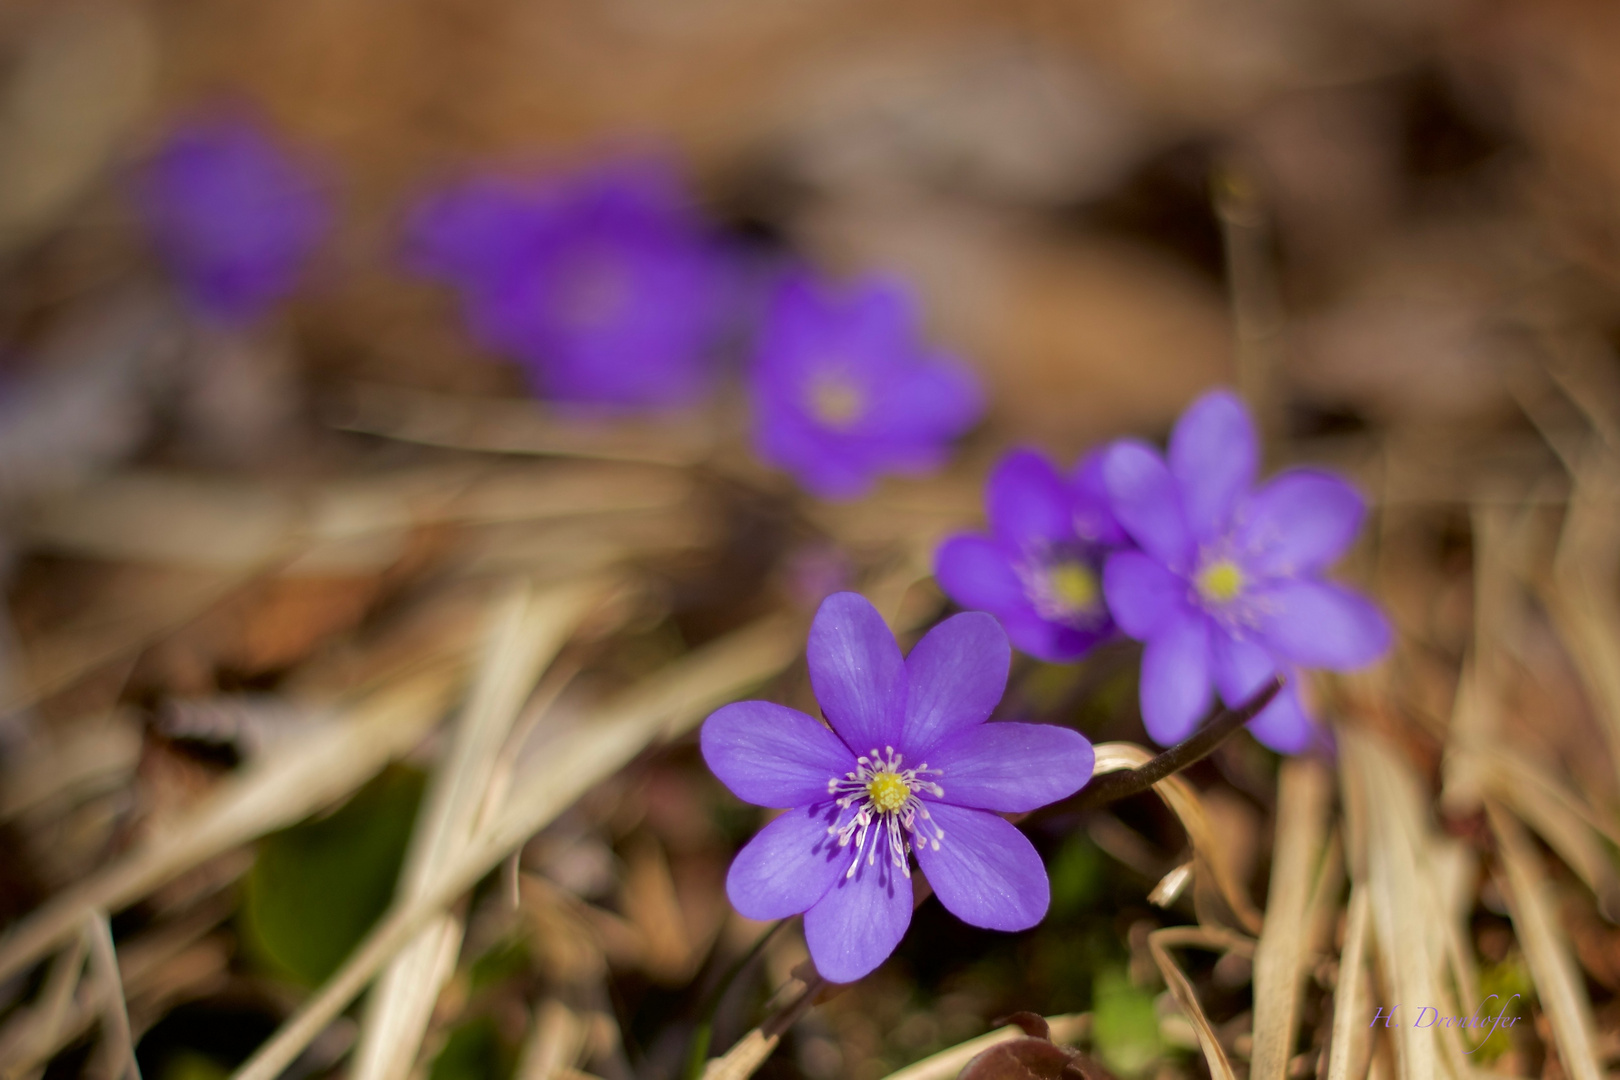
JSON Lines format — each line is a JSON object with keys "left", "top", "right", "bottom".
{"left": 866, "top": 771, "right": 910, "bottom": 814}
{"left": 1197, "top": 559, "right": 1244, "bottom": 604}
{"left": 808, "top": 372, "right": 866, "bottom": 429}
{"left": 1047, "top": 561, "right": 1099, "bottom": 614}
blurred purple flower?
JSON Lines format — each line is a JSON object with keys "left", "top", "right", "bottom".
{"left": 1100, "top": 389, "right": 1391, "bottom": 753}
{"left": 137, "top": 113, "right": 330, "bottom": 325}
{"left": 749, "top": 275, "right": 983, "bottom": 499}
{"left": 701, "top": 592, "right": 1093, "bottom": 983}
{"left": 405, "top": 156, "right": 729, "bottom": 409}
{"left": 934, "top": 448, "right": 1131, "bottom": 662}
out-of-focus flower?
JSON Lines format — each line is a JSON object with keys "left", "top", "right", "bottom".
{"left": 1100, "top": 389, "right": 1390, "bottom": 753}
{"left": 701, "top": 592, "right": 1093, "bottom": 983}
{"left": 136, "top": 113, "right": 330, "bottom": 325}
{"left": 405, "top": 156, "right": 728, "bottom": 409}
{"left": 749, "top": 274, "right": 982, "bottom": 500}
{"left": 934, "top": 448, "right": 1130, "bottom": 662}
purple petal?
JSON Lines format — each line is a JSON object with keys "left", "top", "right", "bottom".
{"left": 1255, "top": 580, "right": 1391, "bottom": 670}
{"left": 802, "top": 851, "right": 913, "bottom": 983}
{"left": 927, "top": 722, "right": 1094, "bottom": 812}
{"left": 1140, "top": 611, "right": 1213, "bottom": 745}
{"left": 1210, "top": 635, "right": 1319, "bottom": 754}
{"left": 1103, "top": 441, "right": 1194, "bottom": 567}
{"left": 987, "top": 450, "right": 1074, "bottom": 546}
{"left": 807, "top": 592, "right": 906, "bottom": 754}
{"left": 934, "top": 536, "right": 1027, "bottom": 613}
{"left": 1000, "top": 612, "right": 1103, "bottom": 664}
{"left": 1237, "top": 469, "right": 1365, "bottom": 576}
{"left": 1071, "top": 449, "right": 1129, "bottom": 546}
{"left": 877, "top": 358, "right": 984, "bottom": 442}
{"left": 753, "top": 410, "right": 874, "bottom": 500}
{"left": 1103, "top": 551, "right": 1185, "bottom": 640}
{"left": 701, "top": 701, "right": 855, "bottom": 808}
{"left": 1169, "top": 389, "right": 1257, "bottom": 541}
{"left": 913, "top": 803, "right": 1049, "bottom": 931}
{"left": 1210, "top": 632, "right": 1276, "bottom": 705}
{"left": 725, "top": 805, "right": 847, "bottom": 920}
{"left": 1243, "top": 679, "right": 1316, "bottom": 755}
{"left": 901, "top": 612, "right": 1010, "bottom": 754}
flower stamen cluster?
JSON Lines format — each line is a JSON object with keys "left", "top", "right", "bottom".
{"left": 826, "top": 746, "right": 944, "bottom": 878}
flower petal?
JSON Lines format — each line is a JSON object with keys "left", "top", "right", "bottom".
{"left": 933, "top": 535, "right": 1028, "bottom": 615}
{"left": 913, "top": 803, "right": 1049, "bottom": 931}
{"left": 702, "top": 701, "right": 856, "bottom": 808}
{"left": 1103, "top": 551, "right": 1186, "bottom": 640}
{"left": 1255, "top": 580, "right": 1391, "bottom": 670}
{"left": 901, "top": 612, "right": 1010, "bottom": 754}
{"left": 926, "top": 722, "right": 1094, "bottom": 812}
{"left": 1169, "top": 389, "right": 1257, "bottom": 541}
{"left": 986, "top": 450, "right": 1074, "bottom": 546}
{"left": 1236, "top": 469, "right": 1365, "bottom": 575}
{"left": 1139, "top": 611, "right": 1213, "bottom": 745}
{"left": 725, "top": 804, "right": 847, "bottom": 920}
{"left": 1243, "top": 679, "right": 1316, "bottom": 755}
{"left": 1000, "top": 611, "right": 1103, "bottom": 664}
{"left": 802, "top": 850, "right": 913, "bottom": 983}
{"left": 1071, "top": 449, "right": 1129, "bottom": 546}
{"left": 1210, "top": 632, "right": 1276, "bottom": 705}
{"left": 876, "top": 358, "right": 984, "bottom": 442}
{"left": 807, "top": 592, "right": 906, "bottom": 753}
{"left": 1209, "top": 635, "right": 1319, "bottom": 754}
{"left": 1103, "top": 440, "right": 1194, "bottom": 567}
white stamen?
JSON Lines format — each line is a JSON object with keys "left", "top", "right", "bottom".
{"left": 825, "top": 745, "right": 945, "bottom": 878}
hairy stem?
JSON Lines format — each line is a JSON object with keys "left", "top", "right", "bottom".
{"left": 1071, "top": 675, "right": 1285, "bottom": 810}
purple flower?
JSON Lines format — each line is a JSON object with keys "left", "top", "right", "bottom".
{"left": 934, "top": 448, "right": 1131, "bottom": 662}
{"left": 1100, "top": 389, "right": 1391, "bottom": 753}
{"left": 136, "top": 113, "right": 330, "bottom": 325}
{"left": 701, "top": 592, "right": 1094, "bottom": 983}
{"left": 749, "top": 275, "right": 983, "bottom": 500}
{"left": 405, "top": 155, "right": 728, "bottom": 410}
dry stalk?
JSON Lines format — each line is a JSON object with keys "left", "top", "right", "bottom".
{"left": 1250, "top": 757, "right": 1333, "bottom": 1080}
{"left": 228, "top": 611, "right": 803, "bottom": 1080}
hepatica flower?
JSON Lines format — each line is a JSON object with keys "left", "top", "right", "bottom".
{"left": 1101, "top": 389, "right": 1391, "bottom": 753}
{"left": 701, "top": 592, "right": 1093, "bottom": 983}
{"left": 750, "top": 275, "right": 983, "bottom": 499}
{"left": 406, "top": 155, "right": 728, "bottom": 409}
{"left": 137, "top": 113, "right": 330, "bottom": 325}
{"left": 935, "top": 448, "right": 1130, "bottom": 662}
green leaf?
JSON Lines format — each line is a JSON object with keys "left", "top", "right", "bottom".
{"left": 239, "top": 765, "right": 425, "bottom": 986}
{"left": 1092, "top": 967, "right": 1162, "bottom": 1077}
{"left": 429, "top": 1018, "right": 513, "bottom": 1080}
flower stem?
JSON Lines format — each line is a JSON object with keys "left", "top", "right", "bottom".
{"left": 1072, "top": 674, "right": 1284, "bottom": 809}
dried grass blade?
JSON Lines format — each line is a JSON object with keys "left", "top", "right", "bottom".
{"left": 1092, "top": 743, "right": 1263, "bottom": 933}
{"left": 0, "top": 931, "right": 87, "bottom": 1072}
{"left": 329, "top": 383, "right": 719, "bottom": 466}
{"left": 1476, "top": 750, "right": 1620, "bottom": 916}
{"left": 353, "top": 579, "right": 609, "bottom": 1080}
{"left": 1147, "top": 928, "right": 1242, "bottom": 1080}
{"left": 1325, "top": 884, "right": 1371, "bottom": 1080}
{"left": 1340, "top": 730, "right": 1442, "bottom": 1080}
{"left": 515, "top": 1000, "right": 591, "bottom": 1080}
{"left": 876, "top": 1014, "right": 1090, "bottom": 1080}
{"left": 1251, "top": 758, "right": 1333, "bottom": 1080}
{"left": 1485, "top": 802, "right": 1603, "bottom": 1080}
{"left": 698, "top": 1029, "right": 779, "bottom": 1080}
{"left": 0, "top": 662, "right": 461, "bottom": 983}
{"left": 84, "top": 913, "right": 139, "bottom": 1080}
{"left": 229, "top": 613, "right": 803, "bottom": 1080}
